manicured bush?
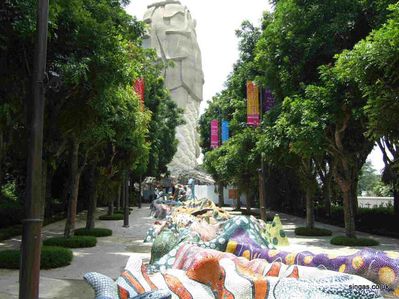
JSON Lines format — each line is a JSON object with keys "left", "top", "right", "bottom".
{"left": 330, "top": 236, "right": 379, "bottom": 246}
{"left": 43, "top": 236, "right": 97, "bottom": 248}
{"left": 0, "top": 225, "right": 22, "bottom": 241}
{"left": 40, "top": 246, "right": 74, "bottom": 269}
{"left": 0, "top": 182, "right": 24, "bottom": 228}
{"left": 99, "top": 214, "right": 124, "bottom": 221}
{"left": 314, "top": 205, "right": 399, "bottom": 238}
{"left": 0, "top": 246, "right": 73, "bottom": 269}
{"left": 74, "top": 228, "right": 112, "bottom": 237}
{"left": 0, "top": 250, "right": 20, "bottom": 269}
{"left": 295, "top": 227, "right": 332, "bottom": 236}
{"left": 114, "top": 210, "right": 131, "bottom": 215}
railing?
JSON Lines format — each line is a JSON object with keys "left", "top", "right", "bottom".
{"left": 358, "top": 197, "right": 394, "bottom": 208}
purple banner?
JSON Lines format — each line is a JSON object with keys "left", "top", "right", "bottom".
{"left": 263, "top": 88, "right": 275, "bottom": 112}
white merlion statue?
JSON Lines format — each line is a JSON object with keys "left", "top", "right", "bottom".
{"left": 143, "top": 0, "right": 204, "bottom": 176}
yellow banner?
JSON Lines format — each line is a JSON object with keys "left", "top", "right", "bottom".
{"left": 247, "top": 81, "right": 260, "bottom": 125}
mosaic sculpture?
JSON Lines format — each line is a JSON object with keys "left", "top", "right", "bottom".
{"left": 85, "top": 254, "right": 383, "bottom": 299}
{"left": 85, "top": 197, "right": 398, "bottom": 298}
{"left": 227, "top": 242, "right": 399, "bottom": 296}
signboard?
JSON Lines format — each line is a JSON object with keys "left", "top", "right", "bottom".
{"left": 263, "top": 88, "right": 275, "bottom": 113}
{"left": 228, "top": 189, "right": 239, "bottom": 200}
{"left": 134, "top": 78, "right": 145, "bottom": 110}
{"left": 247, "top": 81, "right": 260, "bottom": 126}
{"left": 221, "top": 120, "right": 229, "bottom": 144}
{"left": 210, "top": 119, "right": 219, "bottom": 149}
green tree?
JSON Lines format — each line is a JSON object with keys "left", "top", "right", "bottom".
{"left": 330, "top": 4, "right": 399, "bottom": 215}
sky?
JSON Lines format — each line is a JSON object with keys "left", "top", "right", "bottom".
{"left": 125, "top": 0, "right": 385, "bottom": 172}
{"left": 125, "top": 0, "right": 271, "bottom": 114}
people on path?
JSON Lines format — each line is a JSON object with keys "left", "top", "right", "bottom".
{"left": 188, "top": 177, "right": 195, "bottom": 199}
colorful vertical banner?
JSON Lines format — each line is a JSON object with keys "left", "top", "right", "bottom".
{"left": 221, "top": 120, "right": 229, "bottom": 144}
{"left": 247, "top": 81, "right": 260, "bottom": 126}
{"left": 210, "top": 119, "right": 219, "bottom": 149}
{"left": 263, "top": 88, "right": 275, "bottom": 113}
{"left": 134, "top": 78, "right": 145, "bottom": 110}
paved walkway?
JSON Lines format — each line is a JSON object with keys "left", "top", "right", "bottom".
{"left": 275, "top": 211, "right": 399, "bottom": 255}
{"left": 0, "top": 205, "right": 398, "bottom": 298}
{"left": 0, "top": 205, "right": 155, "bottom": 299}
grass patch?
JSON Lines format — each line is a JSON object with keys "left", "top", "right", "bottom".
{"left": 114, "top": 210, "right": 131, "bottom": 215}
{"left": 330, "top": 236, "right": 379, "bottom": 246}
{"left": 74, "top": 228, "right": 112, "bottom": 237}
{"left": 99, "top": 214, "right": 124, "bottom": 221}
{"left": 0, "top": 246, "right": 73, "bottom": 269}
{"left": 295, "top": 227, "right": 332, "bottom": 236}
{"left": 43, "top": 236, "right": 97, "bottom": 248}
{"left": 0, "top": 225, "right": 22, "bottom": 241}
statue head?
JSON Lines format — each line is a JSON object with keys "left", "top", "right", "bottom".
{"left": 148, "top": 0, "right": 181, "bottom": 9}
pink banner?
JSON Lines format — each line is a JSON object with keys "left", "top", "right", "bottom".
{"left": 247, "top": 114, "right": 260, "bottom": 126}
{"left": 210, "top": 119, "right": 219, "bottom": 149}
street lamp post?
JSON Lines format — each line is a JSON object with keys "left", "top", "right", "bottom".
{"left": 19, "top": 1, "right": 49, "bottom": 298}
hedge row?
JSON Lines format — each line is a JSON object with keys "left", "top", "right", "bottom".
{"left": 99, "top": 214, "right": 124, "bottom": 221}
{"left": 295, "top": 227, "right": 332, "bottom": 236}
{"left": 315, "top": 206, "right": 399, "bottom": 238}
{"left": 43, "top": 236, "right": 97, "bottom": 248}
{"left": 330, "top": 236, "right": 379, "bottom": 246}
{"left": 0, "top": 246, "right": 73, "bottom": 269}
{"left": 74, "top": 228, "right": 112, "bottom": 237}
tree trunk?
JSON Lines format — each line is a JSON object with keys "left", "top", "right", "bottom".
{"left": 116, "top": 184, "right": 121, "bottom": 212}
{"left": 123, "top": 174, "right": 129, "bottom": 227}
{"left": 351, "top": 170, "right": 359, "bottom": 219}
{"left": 323, "top": 170, "right": 332, "bottom": 218}
{"left": 41, "top": 159, "right": 47, "bottom": 219}
{"left": 107, "top": 201, "right": 114, "bottom": 216}
{"left": 0, "top": 131, "right": 4, "bottom": 184}
{"left": 86, "top": 163, "right": 97, "bottom": 230}
{"left": 138, "top": 176, "right": 142, "bottom": 208}
{"left": 305, "top": 185, "right": 314, "bottom": 229}
{"left": 258, "top": 158, "right": 267, "bottom": 221}
{"left": 335, "top": 161, "right": 356, "bottom": 238}
{"left": 246, "top": 189, "right": 252, "bottom": 213}
{"left": 342, "top": 186, "right": 356, "bottom": 238}
{"left": 44, "top": 164, "right": 55, "bottom": 218}
{"left": 236, "top": 191, "right": 241, "bottom": 210}
{"left": 393, "top": 181, "right": 399, "bottom": 218}
{"left": 64, "top": 141, "right": 81, "bottom": 238}
{"left": 217, "top": 182, "right": 224, "bottom": 208}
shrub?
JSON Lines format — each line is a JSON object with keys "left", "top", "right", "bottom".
{"left": 74, "top": 228, "right": 112, "bottom": 237}
{"left": 0, "top": 246, "right": 73, "bottom": 269}
{"left": 0, "top": 250, "right": 20, "bottom": 269}
{"left": 0, "top": 184, "right": 24, "bottom": 228}
{"left": 40, "top": 246, "right": 74, "bottom": 269}
{"left": 114, "top": 210, "right": 131, "bottom": 215}
{"left": 99, "top": 214, "right": 124, "bottom": 221}
{"left": 43, "top": 236, "right": 97, "bottom": 248}
{"left": 315, "top": 205, "right": 399, "bottom": 238}
{"left": 295, "top": 227, "right": 332, "bottom": 236}
{"left": 0, "top": 225, "right": 22, "bottom": 241}
{"left": 330, "top": 236, "right": 379, "bottom": 246}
